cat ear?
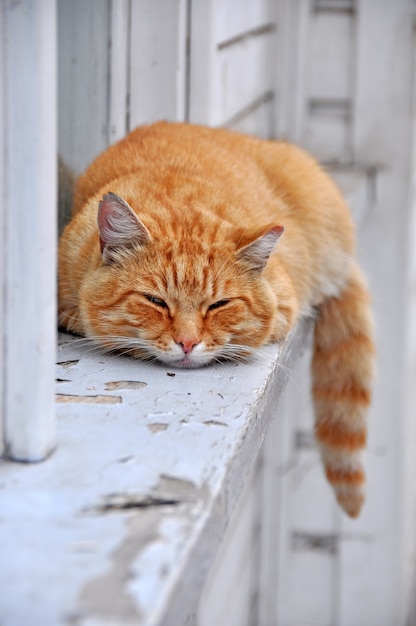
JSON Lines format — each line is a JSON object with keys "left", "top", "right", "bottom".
{"left": 237, "top": 225, "right": 284, "bottom": 272}
{"left": 97, "top": 192, "right": 150, "bottom": 263}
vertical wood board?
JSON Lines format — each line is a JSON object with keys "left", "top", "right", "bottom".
{"left": 129, "top": 0, "right": 188, "bottom": 127}
{"left": 274, "top": 0, "right": 310, "bottom": 143}
{"left": 225, "top": 98, "right": 274, "bottom": 139}
{"left": 217, "top": 35, "right": 274, "bottom": 125}
{"left": 273, "top": 351, "right": 339, "bottom": 626}
{"left": 214, "top": 0, "right": 272, "bottom": 45}
{"left": 3, "top": 0, "right": 57, "bottom": 460}
{"left": 108, "top": 0, "right": 130, "bottom": 143}
{"left": 57, "top": 0, "right": 110, "bottom": 174}
{"left": 339, "top": 2, "right": 414, "bottom": 623}
{"left": 0, "top": 4, "right": 5, "bottom": 456}
{"left": 304, "top": 112, "right": 351, "bottom": 162}
{"left": 198, "top": 471, "right": 257, "bottom": 626}
{"left": 403, "top": 21, "right": 416, "bottom": 621}
{"left": 188, "top": 0, "right": 220, "bottom": 125}
{"left": 307, "top": 10, "right": 354, "bottom": 100}
{"left": 189, "top": 0, "right": 278, "bottom": 131}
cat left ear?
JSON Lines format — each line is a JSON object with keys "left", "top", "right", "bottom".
{"left": 237, "top": 225, "right": 284, "bottom": 272}
{"left": 98, "top": 192, "right": 150, "bottom": 263}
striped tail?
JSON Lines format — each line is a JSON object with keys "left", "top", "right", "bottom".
{"left": 312, "top": 262, "right": 375, "bottom": 517}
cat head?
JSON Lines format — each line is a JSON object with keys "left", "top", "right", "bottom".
{"left": 78, "top": 192, "right": 285, "bottom": 368}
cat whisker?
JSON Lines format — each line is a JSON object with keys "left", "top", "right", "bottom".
{"left": 212, "top": 343, "right": 257, "bottom": 365}
{"left": 58, "top": 333, "right": 154, "bottom": 360}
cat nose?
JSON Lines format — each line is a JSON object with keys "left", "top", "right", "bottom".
{"left": 177, "top": 338, "right": 199, "bottom": 354}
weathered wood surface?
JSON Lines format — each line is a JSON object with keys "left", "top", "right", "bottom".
{"left": 0, "top": 323, "right": 310, "bottom": 626}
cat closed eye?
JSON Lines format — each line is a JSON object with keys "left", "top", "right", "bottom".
{"left": 144, "top": 294, "right": 168, "bottom": 308}
{"left": 208, "top": 299, "right": 230, "bottom": 311}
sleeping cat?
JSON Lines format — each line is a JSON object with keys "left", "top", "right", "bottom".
{"left": 58, "top": 121, "right": 375, "bottom": 517}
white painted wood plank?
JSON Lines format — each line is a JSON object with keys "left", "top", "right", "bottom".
{"left": 198, "top": 471, "right": 257, "bottom": 626}
{"left": 300, "top": 5, "right": 354, "bottom": 161}
{"left": 217, "top": 36, "right": 274, "bottom": 126}
{"left": 263, "top": 170, "right": 368, "bottom": 625}
{"left": 257, "top": 341, "right": 310, "bottom": 626}
{"left": 0, "top": 324, "right": 308, "bottom": 625}
{"left": 276, "top": 1, "right": 354, "bottom": 160}
{"left": 352, "top": 0, "right": 411, "bottom": 166}
{"left": 305, "top": 111, "right": 350, "bottom": 162}
{"left": 283, "top": 551, "right": 336, "bottom": 626}
{"left": 214, "top": 0, "right": 272, "bottom": 44}
{"left": 188, "top": 0, "right": 220, "bottom": 125}
{"left": 57, "top": 0, "right": 110, "bottom": 174}
{"left": 403, "top": 27, "right": 416, "bottom": 622}
{"left": 0, "top": 4, "right": 5, "bottom": 457}
{"left": 290, "top": 451, "right": 336, "bottom": 534}
{"left": 273, "top": 356, "right": 338, "bottom": 626}
{"left": 258, "top": 320, "right": 337, "bottom": 626}
{"left": 108, "top": 0, "right": 130, "bottom": 143}
{"left": 188, "top": 0, "right": 218, "bottom": 125}
{"left": 307, "top": 11, "right": 353, "bottom": 101}
{"left": 226, "top": 98, "right": 274, "bottom": 139}
{"left": 339, "top": 2, "right": 415, "bottom": 624}
{"left": 129, "top": 0, "right": 188, "bottom": 127}
{"left": 3, "top": 0, "right": 57, "bottom": 461}
{"left": 330, "top": 167, "right": 368, "bottom": 227}
{"left": 190, "top": 0, "right": 277, "bottom": 130}
{"left": 274, "top": 0, "right": 310, "bottom": 144}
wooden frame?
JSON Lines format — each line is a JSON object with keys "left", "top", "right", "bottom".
{"left": 1, "top": 0, "right": 57, "bottom": 461}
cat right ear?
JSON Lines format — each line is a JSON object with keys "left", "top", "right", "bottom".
{"left": 237, "top": 225, "right": 284, "bottom": 272}
{"left": 97, "top": 192, "right": 150, "bottom": 263}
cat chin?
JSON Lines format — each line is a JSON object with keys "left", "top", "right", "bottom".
{"left": 159, "top": 353, "right": 213, "bottom": 369}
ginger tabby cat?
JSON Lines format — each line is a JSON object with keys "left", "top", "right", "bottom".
{"left": 58, "top": 121, "right": 375, "bottom": 517}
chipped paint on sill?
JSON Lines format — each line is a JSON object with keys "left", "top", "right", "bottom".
{"left": 56, "top": 394, "right": 122, "bottom": 404}
{"left": 105, "top": 381, "right": 148, "bottom": 391}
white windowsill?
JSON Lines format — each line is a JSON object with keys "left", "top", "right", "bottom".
{"left": 0, "top": 321, "right": 310, "bottom": 626}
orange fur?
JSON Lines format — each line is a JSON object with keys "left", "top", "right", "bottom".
{"left": 58, "top": 121, "right": 375, "bottom": 517}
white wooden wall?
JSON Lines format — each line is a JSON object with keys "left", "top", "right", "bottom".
{"left": 0, "top": 4, "right": 5, "bottom": 458}
{"left": 270, "top": 3, "right": 416, "bottom": 625}
{"left": 57, "top": 0, "right": 279, "bottom": 178}
{"left": 1, "top": 0, "right": 414, "bottom": 624}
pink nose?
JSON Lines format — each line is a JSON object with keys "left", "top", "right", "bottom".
{"left": 177, "top": 338, "right": 199, "bottom": 354}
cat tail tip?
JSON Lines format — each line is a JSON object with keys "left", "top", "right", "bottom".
{"left": 312, "top": 262, "right": 375, "bottom": 518}
{"left": 324, "top": 461, "right": 366, "bottom": 517}
{"left": 337, "top": 488, "right": 365, "bottom": 518}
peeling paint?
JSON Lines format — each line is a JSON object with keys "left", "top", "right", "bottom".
{"left": 67, "top": 541, "right": 99, "bottom": 554}
{"left": 56, "top": 394, "right": 122, "bottom": 404}
{"left": 292, "top": 531, "right": 339, "bottom": 555}
{"left": 105, "top": 381, "right": 148, "bottom": 391}
{"left": 147, "top": 423, "right": 169, "bottom": 433}
{"left": 85, "top": 494, "right": 181, "bottom": 514}
{"left": 79, "top": 513, "right": 160, "bottom": 623}
{"left": 156, "top": 475, "right": 201, "bottom": 503}
{"left": 83, "top": 475, "right": 204, "bottom": 516}
{"left": 117, "top": 456, "right": 136, "bottom": 464}
{"left": 57, "top": 359, "right": 80, "bottom": 369}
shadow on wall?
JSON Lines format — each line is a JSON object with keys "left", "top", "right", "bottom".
{"left": 58, "top": 156, "right": 76, "bottom": 235}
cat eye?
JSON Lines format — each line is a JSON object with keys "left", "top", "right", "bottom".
{"left": 208, "top": 299, "right": 230, "bottom": 311}
{"left": 144, "top": 294, "right": 168, "bottom": 308}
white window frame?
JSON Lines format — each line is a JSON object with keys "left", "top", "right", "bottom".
{"left": 1, "top": 0, "right": 57, "bottom": 461}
